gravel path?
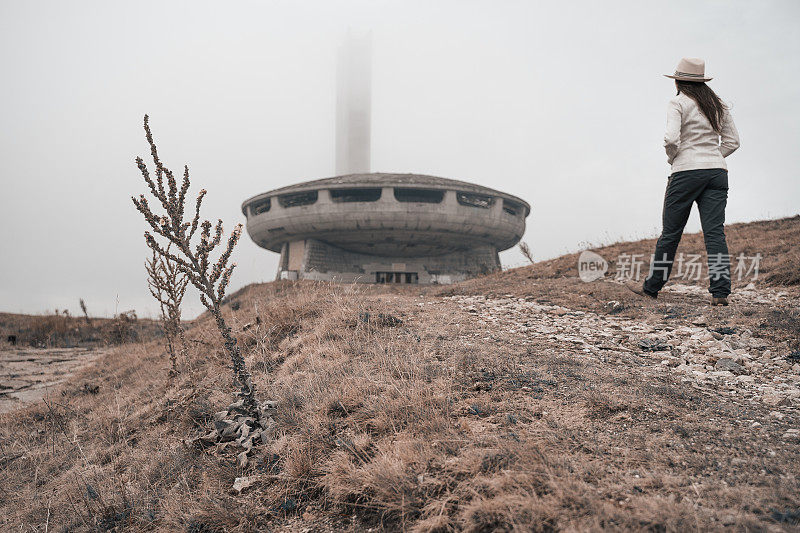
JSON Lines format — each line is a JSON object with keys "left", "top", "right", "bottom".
{"left": 444, "top": 283, "right": 800, "bottom": 418}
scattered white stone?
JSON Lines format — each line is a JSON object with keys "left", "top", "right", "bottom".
{"left": 232, "top": 475, "right": 258, "bottom": 493}
{"left": 446, "top": 287, "right": 798, "bottom": 411}
{"left": 237, "top": 451, "right": 249, "bottom": 468}
{"left": 762, "top": 394, "right": 790, "bottom": 407}
{"left": 711, "top": 371, "right": 735, "bottom": 379}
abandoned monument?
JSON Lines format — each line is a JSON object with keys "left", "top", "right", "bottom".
{"left": 242, "top": 33, "right": 530, "bottom": 284}
{"left": 242, "top": 173, "right": 529, "bottom": 284}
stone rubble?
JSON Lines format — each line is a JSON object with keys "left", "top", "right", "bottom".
{"left": 190, "top": 398, "right": 277, "bottom": 467}
{"left": 444, "top": 284, "right": 799, "bottom": 412}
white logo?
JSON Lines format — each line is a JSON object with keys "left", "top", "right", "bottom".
{"left": 578, "top": 250, "right": 608, "bottom": 282}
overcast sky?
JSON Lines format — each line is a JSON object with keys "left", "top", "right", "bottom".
{"left": 1, "top": 1, "right": 798, "bottom": 319}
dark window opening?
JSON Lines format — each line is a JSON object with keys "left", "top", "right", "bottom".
{"left": 375, "top": 272, "right": 419, "bottom": 284}
{"left": 503, "top": 199, "right": 522, "bottom": 216}
{"left": 457, "top": 191, "right": 495, "bottom": 209}
{"left": 330, "top": 188, "right": 382, "bottom": 203}
{"left": 394, "top": 188, "right": 444, "bottom": 203}
{"left": 278, "top": 190, "right": 318, "bottom": 208}
{"left": 250, "top": 198, "right": 271, "bottom": 216}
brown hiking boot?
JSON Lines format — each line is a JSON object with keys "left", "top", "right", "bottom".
{"left": 623, "top": 280, "right": 657, "bottom": 299}
{"left": 711, "top": 297, "right": 729, "bottom": 306}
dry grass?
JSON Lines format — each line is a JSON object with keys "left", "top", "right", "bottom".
{"left": 1, "top": 216, "right": 799, "bottom": 531}
{"left": 455, "top": 214, "right": 800, "bottom": 291}
{"left": 0, "top": 311, "right": 162, "bottom": 348}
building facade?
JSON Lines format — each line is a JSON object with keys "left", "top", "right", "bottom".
{"left": 241, "top": 173, "right": 530, "bottom": 284}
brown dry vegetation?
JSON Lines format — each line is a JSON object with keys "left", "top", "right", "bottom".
{"left": 0, "top": 311, "right": 162, "bottom": 348}
{"left": 1, "top": 215, "right": 799, "bottom": 532}
{"left": 456, "top": 214, "right": 800, "bottom": 293}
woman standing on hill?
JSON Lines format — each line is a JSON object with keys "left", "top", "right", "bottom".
{"left": 628, "top": 57, "right": 740, "bottom": 305}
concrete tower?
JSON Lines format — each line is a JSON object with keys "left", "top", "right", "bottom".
{"left": 335, "top": 32, "right": 371, "bottom": 175}
{"left": 241, "top": 34, "right": 531, "bottom": 284}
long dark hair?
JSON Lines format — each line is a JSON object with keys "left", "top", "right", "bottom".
{"left": 676, "top": 80, "right": 727, "bottom": 133}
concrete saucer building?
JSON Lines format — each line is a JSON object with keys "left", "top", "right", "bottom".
{"left": 241, "top": 173, "right": 529, "bottom": 284}
{"left": 242, "top": 34, "right": 530, "bottom": 284}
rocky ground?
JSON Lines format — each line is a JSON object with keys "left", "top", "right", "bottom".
{"left": 0, "top": 347, "right": 110, "bottom": 413}
{"left": 444, "top": 282, "right": 800, "bottom": 425}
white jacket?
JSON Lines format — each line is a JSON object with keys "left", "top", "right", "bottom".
{"left": 664, "top": 92, "right": 740, "bottom": 173}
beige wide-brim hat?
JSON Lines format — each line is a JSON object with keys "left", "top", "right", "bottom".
{"left": 664, "top": 57, "right": 713, "bottom": 82}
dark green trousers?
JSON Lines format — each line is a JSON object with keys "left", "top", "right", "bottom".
{"left": 643, "top": 168, "right": 731, "bottom": 298}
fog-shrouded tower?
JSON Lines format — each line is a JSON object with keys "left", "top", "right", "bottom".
{"left": 242, "top": 33, "right": 530, "bottom": 284}
{"left": 335, "top": 32, "right": 371, "bottom": 175}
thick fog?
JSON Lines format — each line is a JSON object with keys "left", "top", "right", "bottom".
{"left": 1, "top": 1, "right": 798, "bottom": 318}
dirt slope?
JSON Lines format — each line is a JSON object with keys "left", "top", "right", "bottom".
{"left": 1, "top": 215, "right": 798, "bottom": 532}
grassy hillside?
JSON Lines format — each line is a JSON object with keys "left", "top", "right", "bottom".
{"left": 459, "top": 214, "right": 800, "bottom": 295}
{"left": 1, "top": 215, "right": 798, "bottom": 531}
{"left": 0, "top": 311, "right": 162, "bottom": 348}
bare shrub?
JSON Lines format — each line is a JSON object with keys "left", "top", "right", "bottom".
{"left": 79, "top": 298, "right": 92, "bottom": 326}
{"left": 519, "top": 241, "right": 534, "bottom": 264}
{"left": 145, "top": 246, "right": 188, "bottom": 376}
{"left": 131, "top": 114, "right": 262, "bottom": 418}
{"left": 105, "top": 311, "right": 138, "bottom": 345}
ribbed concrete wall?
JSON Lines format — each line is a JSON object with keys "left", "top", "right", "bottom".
{"left": 277, "top": 238, "right": 500, "bottom": 284}
{"left": 245, "top": 186, "right": 527, "bottom": 256}
{"left": 244, "top": 173, "right": 530, "bottom": 284}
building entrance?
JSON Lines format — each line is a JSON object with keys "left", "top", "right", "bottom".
{"left": 375, "top": 272, "right": 419, "bottom": 284}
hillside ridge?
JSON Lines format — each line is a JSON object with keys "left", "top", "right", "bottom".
{"left": 1, "top": 214, "right": 798, "bottom": 531}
